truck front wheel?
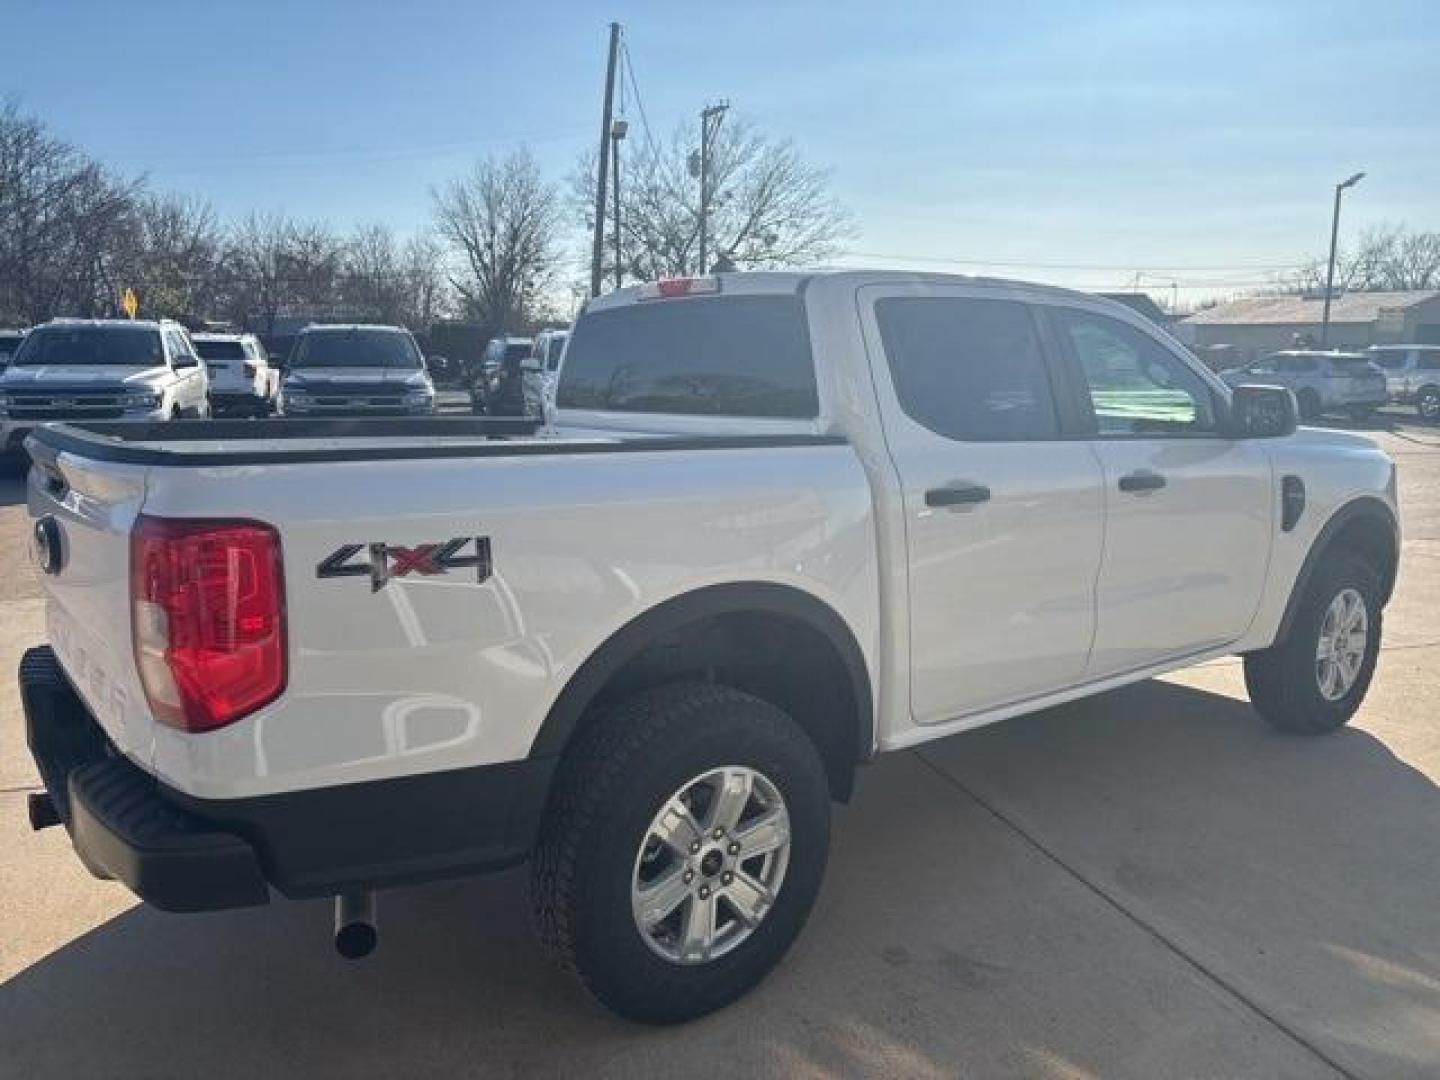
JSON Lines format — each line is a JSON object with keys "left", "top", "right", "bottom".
{"left": 531, "top": 683, "right": 831, "bottom": 1023}
{"left": 1244, "top": 549, "right": 1381, "bottom": 734}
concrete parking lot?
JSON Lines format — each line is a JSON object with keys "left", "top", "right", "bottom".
{"left": 1, "top": 416, "right": 1437, "bottom": 1079}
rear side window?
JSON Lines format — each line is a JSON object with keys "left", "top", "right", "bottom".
{"left": 559, "top": 296, "right": 818, "bottom": 418}
{"left": 1371, "top": 351, "right": 1408, "bottom": 370}
{"left": 875, "top": 296, "right": 1058, "bottom": 440}
{"left": 1421, "top": 353, "right": 1440, "bottom": 371}
{"left": 1277, "top": 356, "right": 1318, "bottom": 373}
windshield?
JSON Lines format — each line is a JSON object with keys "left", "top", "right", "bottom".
{"left": 290, "top": 330, "right": 421, "bottom": 370}
{"left": 195, "top": 340, "right": 246, "bottom": 361}
{"left": 12, "top": 326, "right": 164, "bottom": 366}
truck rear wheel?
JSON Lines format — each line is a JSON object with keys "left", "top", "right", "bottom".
{"left": 531, "top": 683, "right": 830, "bottom": 1024}
{"left": 1418, "top": 386, "right": 1440, "bottom": 422}
{"left": 1244, "top": 549, "right": 1381, "bottom": 734}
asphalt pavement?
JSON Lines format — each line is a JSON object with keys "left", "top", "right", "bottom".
{"left": 1, "top": 414, "right": 1437, "bottom": 1078}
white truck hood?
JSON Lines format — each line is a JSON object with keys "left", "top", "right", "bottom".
{"left": 2, "top": 364, "right": 168, "bottom": 388}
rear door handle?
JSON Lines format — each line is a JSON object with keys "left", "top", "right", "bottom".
{"left": 1118, "top": 470, "right": 1166, "bottom": 493}
{"left": 925, "top": 483, "right": 991, "bottom": 508}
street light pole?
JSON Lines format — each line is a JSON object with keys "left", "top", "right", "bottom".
{"left": 1320, "top": 171, "right": 1365, "bottom": 348}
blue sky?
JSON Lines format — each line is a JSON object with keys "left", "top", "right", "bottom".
{"left": 5, "top": 0, "right": 1438, "bottom": 302}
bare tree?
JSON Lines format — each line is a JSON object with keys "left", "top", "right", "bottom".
{"left": 575, "top": 116, "right": 850, "bottom": 284}
{"left": 432, "top": 148, "right": 561, "bottom": 330}
{"left": 0, "top": 99, "right": 141, "bottom": 323}
{"left": 221, "top": 212, "right": 344, "bottom": 333}
{"left": 1288, "top": 225, "right": 1440, "bottom": 293}
{"left": 120, "top": 193, "right": 223, "bottom": 321}
{"left": 339, "top": 224, "right": 448, "bottom": 328}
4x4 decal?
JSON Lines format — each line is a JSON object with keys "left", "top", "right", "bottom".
{"left": 317, "top": 537, "right": 492, "bottom": 592}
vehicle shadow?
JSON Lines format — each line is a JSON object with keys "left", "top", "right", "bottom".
{"left": 2, "top": 679, "right": 1437, "bottom": 1078}
{"left": 0, "top": 470, "right": 26, "bottom": 507}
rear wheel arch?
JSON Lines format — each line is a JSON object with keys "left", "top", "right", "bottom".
{"left": 1275, "top": 497, "right": 1398, "bottom": 643}
{"left": 528, "top": 582, "right": 875, "bottom": 801}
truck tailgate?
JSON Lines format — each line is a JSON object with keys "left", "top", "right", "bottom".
{"left": 25, "top": 438, "right": 154, "bottom": 766}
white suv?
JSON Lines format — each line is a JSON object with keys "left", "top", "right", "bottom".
{"left": 1368, "top": 344, "right": 1440, "bottom": 421}
{"left": 193, "top": 333, "right": 278, "bottom": 417}
{"left": 0, "top": 318, "right": 208, "bottom": 461}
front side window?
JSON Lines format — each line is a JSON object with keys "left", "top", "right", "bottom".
{"left": 1371, "top": 351, "right": 1408, "bottom": 370}
{"left": 1054, "top": 308, "right": 1216, "bottom": 435}
{"left": 875, "top": 296, "right": 1058, "bottom": 441}
{"left": 1420, "top": 353, "right": 1440, "bottom": 371}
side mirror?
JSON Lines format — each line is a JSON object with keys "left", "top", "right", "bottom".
{"left": 1226, "top": 384, "right": 1297, "bottom": 439}
{"left": 173, "top": 353, "right": 198, "bottom": 369}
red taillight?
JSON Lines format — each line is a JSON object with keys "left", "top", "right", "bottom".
{"left": 130, "top": 516, "right": 287, "bottom": 733}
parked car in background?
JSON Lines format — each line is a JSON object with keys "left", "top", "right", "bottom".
{"left": 1367, "top": 344, "right": 1440, "bottom": 421}
{"left": 194, "top": 332, "right": 278, "bottom": 417}
{"left": 1221, "top": 350, "right": 1387, "bottom": 420}
{"left": 0, "top": 318, "right": 207, "bottom": 462}
{"left": 469, "top": 335, "right": 534, "bottom": 414}
{"left": 277, "top": 324, "right": 436, "bottom": 417}
{"left": 0, "top": 329, "right": 25, "bottom": 370}
{"left": 531, "top": 328, "right": 569, "bottom": 406}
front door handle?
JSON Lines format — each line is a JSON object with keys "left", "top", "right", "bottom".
{"left": 1118, "top": 470, "right": 1166, "bottom": 493}
{"left": 926, "top": 483, "right": 991, "bottom": 508}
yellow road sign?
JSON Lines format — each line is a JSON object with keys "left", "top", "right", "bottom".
{"left": 121, "top": 288, "right": 139, "bottom": 319}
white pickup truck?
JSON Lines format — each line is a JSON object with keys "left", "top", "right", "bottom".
{"left": 20, "top": 271, "right": 1399, "bottom": 1023}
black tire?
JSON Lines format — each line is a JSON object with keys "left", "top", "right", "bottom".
{"left": 1347, "top": 405, "right": 1375, "bottom": 423}
{"left": 1244, "top": 548, "right": 1382, "bottom": 734}
{"left": 1297, "top": 388, "right": 1321, "bottom": 421}
{"left": 1418, "top": 386, "right": 1440, "bottom": 423}
{"left": 531, "top": 682, "right": 831, "bottom": 1024}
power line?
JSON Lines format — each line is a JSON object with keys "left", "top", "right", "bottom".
{"left": 620, "top": 41, "right": 662, "bottom": 164}
{"left": 835, "top": 249, "right": 1304, "bottom": 273}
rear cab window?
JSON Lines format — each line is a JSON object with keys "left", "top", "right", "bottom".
{"left": 196, "top": 340, "right": 246, "bottom": 361}
{"left": 559, "top": 294, "right": 819, "bottom": 418}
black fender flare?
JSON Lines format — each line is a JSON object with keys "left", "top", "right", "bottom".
{"left": 1274, "top": 496, "right": 1399, "bottom": 643}
{"left": 527, "top": 581, "right": 875, "bottom": 766}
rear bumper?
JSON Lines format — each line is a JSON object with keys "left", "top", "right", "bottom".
{"left": 21, "top": 645, "right": 556, "bottom": 912}
{"left": 209, "top": 391, "right": 268, "bottom": 415}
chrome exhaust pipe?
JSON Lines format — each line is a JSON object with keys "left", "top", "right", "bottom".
{"left": 333, "top": 891, "right": 378, "bottom": 960}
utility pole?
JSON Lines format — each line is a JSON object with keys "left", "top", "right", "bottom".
{"left": 589, "top": 22, "right": 621, "bottom": 298}
{"left": 695, "top": 101, "right": 728, "bottom": 275}
{"left": 611, "top": 119, "right": 627, "bottom": 290}
{"left": 1320, "top": 171, "right": 1365, "bottom": 348}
